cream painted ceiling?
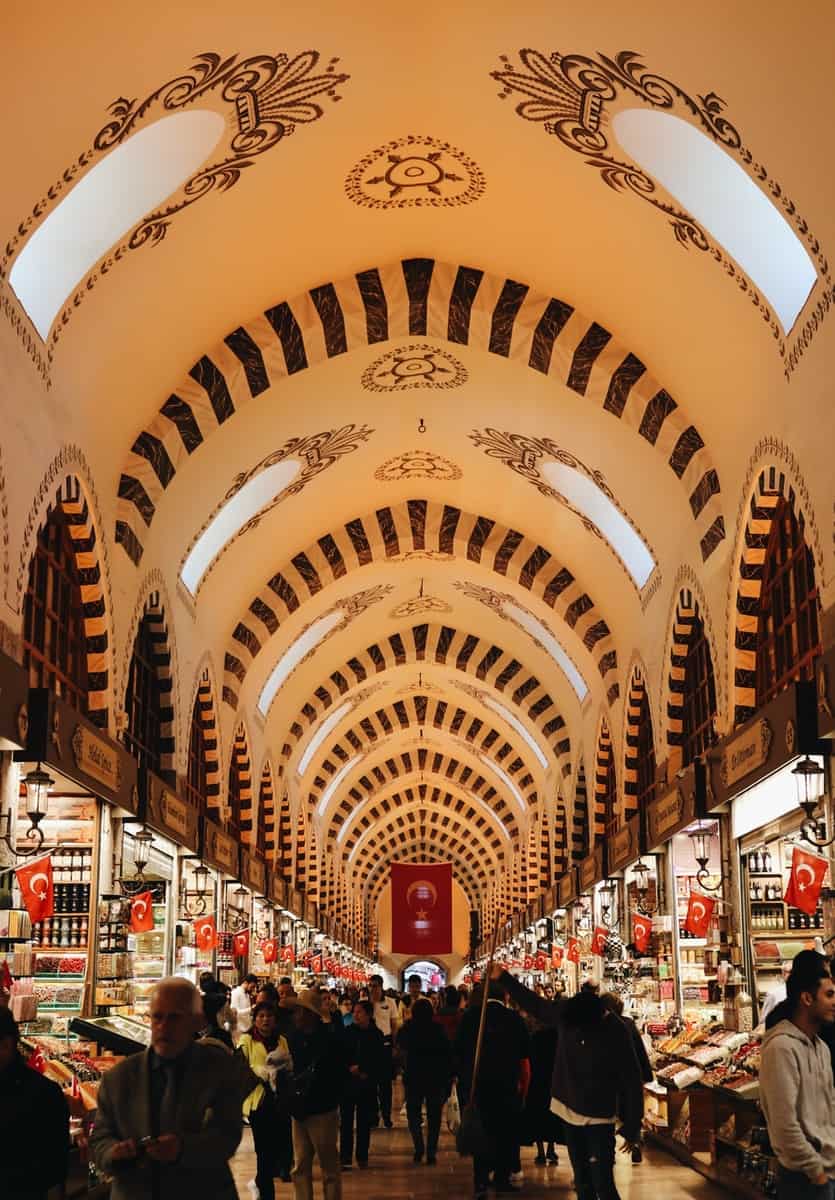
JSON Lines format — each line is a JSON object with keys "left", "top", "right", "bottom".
{"left": 2, "top": 0, "right": 835, "bottom": 917}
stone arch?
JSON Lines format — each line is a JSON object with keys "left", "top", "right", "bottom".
{"left": 185, "top": 656, "right": 222, "bottom": 814}
{"left": 623, "top": 660, "right": 655, "bottom": 821}
{"left": 593, "top": 714, "right": 615, "bottom": 840}
{"left": 228, "top": 720, "right": 254, "bottom": 844}
{"left": 664, "top": 582, "right": 719, "bottom": 773}
{"left": 256, "top": 758, "right": 276, "bottom": 860}
{"left": 114, "top": 259, "right": 723, "bottom": 565}
{"left": 121, "top": 568, "right": 181, "bottom": 762}
{"left": 570, "top": 755, "right": 589, "bottom": 863}
{"left": 277, "top": 789, "right": 292, "bottom": 881}
{"left": 659, "top": 564, "right": 723, "bottom": 754}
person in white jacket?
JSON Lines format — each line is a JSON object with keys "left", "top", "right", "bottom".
{"left": 760, "top": 950, "right": 835, "bottom": 1199}
{"left": 230, "top": 973, "right": 258, "bottom": 1039}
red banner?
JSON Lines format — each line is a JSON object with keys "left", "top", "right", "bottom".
{"left": 262, "top": 938, "right": 277, "bottom": 964}
{"left": 280, "top": 943, "right": 295, "bottom": 965}
{"left": 15, "top": 855, "right": 54, "bottom": 924}
{"left": 535, "top": 950, "right": 548, "bottom": 971}
{"left": 785, "top": 846, "right": 829, "bottom": 916}
{"left": 591, "top": 927, "right": 608, "bottom": 957}
{"left": 684, "top": 892, "right": 715, "bottom": 938}
{"left": 129, "top": 891, "right": 154, "bottom": 933}
{"left": 310, "top": 953, "right": 323, "bottom": 974}
{"left": 632, "top": 912, "right": 653, "bottom": 954}
{"left": 566, "top": 937, "right": 580, "bottom": 964}
{"left": 523, "top": 954, "right": 533, "bottom": 970}
{"left": 194, "top": 915, "right": 218, "bottom": 951}
{"left": 551, "top": 944, "right": 564, "bottom": 969}
{"left": 390, "top": 862, "right": 452, "bottom": 955}
{"left": 233, "top": 929, "right": 250, "bottom": 959}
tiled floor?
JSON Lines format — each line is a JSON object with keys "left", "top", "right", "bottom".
{"left": 230, "top": 1094, "right": 729, "bottom": 1198}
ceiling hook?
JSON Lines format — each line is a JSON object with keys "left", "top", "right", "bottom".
{"left": 418, "top": 416, "right": 426, "bottom": 434}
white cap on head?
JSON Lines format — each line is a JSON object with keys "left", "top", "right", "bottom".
{"left": 150, "top": 976, "right": 204, "bottom": 1016}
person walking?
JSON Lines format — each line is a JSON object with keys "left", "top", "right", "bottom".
{"left": 491, "top": 964, "right": 643, "bottom": 1200}
{"left": 455, "top": 981, "right": 531, "bottom": 1196}
{"left": 399, "top": 974, "right": 422, "bottom": 1023}
{"left": 396, "top": 997, "right": 454, "bottom": 1165}
{"left": 436, "top": 984, "right": 463, "bottom": 1042}
{"left": 760, "top": 951, "right": 835, "bottom": 1199}
{"left": 340, "top": 1000, "right": 385, "bottom": 1169}
{"left": 200, "top": 990, "right": 235, "bottom": 1051}
{"left": 368, "top": 973, "right": 398, "bottom": 1128}
{"left": 238, "top": 1002, "right": 294, "bottom": 1198}
{"left": 231, "top": 973, "right": 259, "bottom": 1039}
{"left": 524, "top": 1018, "right": 561, "bottom": 1165}
{"left": 600, "top": 993, "right": 652, "bottom": 1163}
{"left": 0, "top": 1008, "right": 69, "bottom": 1200}
{"left": 285, "top": 988, "right": 352, "bottom": 1200}
{"left": 90, "top": 976, "right": 245, "bottom": 1200}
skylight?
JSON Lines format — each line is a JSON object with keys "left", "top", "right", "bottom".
{"left": 181, "top": 458, "right": 302, "bottom": 596}
{"left": 612, "top": 109, "right": 816, "bottom": 332}
{"left": 258, "top": 609, "right": 344, "bottom": 718}
{"left": 9, "top": 111, "right": 226, "bottom": 339}
{"left": 482, "top": 695, "right": 550, "bottom": 771}
{"left": 505, "top": 601, "right": 588, "bottom": 700}
{"left": 541, "top": 459, "right": 654, "bottom": 588}
{"left": 318, "top": 755, "right": 363, "bottom": 819}
{"left": 297, "top": 700, "right": 353, "bottom": 777}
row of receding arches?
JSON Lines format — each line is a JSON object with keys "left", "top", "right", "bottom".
{"left": 12, "top": 450, "right": 825, "bottom": 939}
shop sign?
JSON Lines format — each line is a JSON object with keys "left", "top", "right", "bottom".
{"left": 305, "top": 900, "right": 318, "bottom": 928}
{"left": 71, "top": 724, "right": 122, "bottom": 792}
{"left": 558, "top": 869, "right": 577, "bottom": 907}
{"left": 720, "top": 719, "right": 773, "bottom": 790}
{"left": 608, "top": 812, "right": 642, "bottom": 874}
{"left": 579, "top": 844, "right": 605, "bottom": 892}
{"left": 269, "top": 873, "right": 287, "bottom": 908}
{"left": 203, "top": 818, "right": 239, "bottom": 875}
{"left": 142, "top": 771, "right": 199, "bottom": 852}
{"left": 647, "top": 762, "right": 704, "bottom": 849}
{"left": 241, "top": 850, "right": 267, "bottom": 896}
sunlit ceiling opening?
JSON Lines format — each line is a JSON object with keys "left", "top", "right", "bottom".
{"left": 297, "top": 700, "right": 353, "bottom": 777}
{"left": 612, "top": 109, "right": 816, "bottom": 332}
{"left": 318, "top": 754, "right": 363, "bottom": 819}
{"left": 482, "top": 695, "right": 550, "bottom": 771}
{"left": 181, "top": 459, "right": 302, "bottom": 596}
{"left": 504, "top": 601, "right": 588, "bottom": 700}
{"left": 258, "top": 609, "right": 344, "bottom": 718}
{"left": 541, "top": 459, "right": 654, "bottom": 588}
{"left": 9, "top": 111, "right": 226, "bottom": 340}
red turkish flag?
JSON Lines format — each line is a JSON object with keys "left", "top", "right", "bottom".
{"left": 194, "top": 915, "right": 218, "bottom": 951}
{"left": 551, "top": 944, "right": 564, "bottom": 969}
{"left": 566, "top": 937, "right": 580, "bottom": 964}
{"left": 262, "top": 938, "right": 277, "bottom": 964}
{"left": 280, "top": 943, "right": 295, "bottom": 965}
{"left": 535, "top": 950, "right": 548, "bottom": 971}
{"left": 591, "top": 927, "right": 608, "bottom": 957}
{"left": 391, "top": 863, "right": 452, "bottom": 955}
{"left": 785, "top": 846, "right": 829, "bottom": 916}
{"left": 633, "top": 913, "right": 653, "bottom": 954}
{"left": 129, "top": 891, "right": 154, "bottom": 933}
{"left": 233, "top": 929, "right": 250, "bottom": 959}
{"left": 684, "top": 892, "right": 715, "bottom": 938}
{"left": 523, "top": 954, "right": 533, "bottom": 970}
{"left": 311, "top": 953, "right": 323, "bottom": 974}
{"left": 15, "top": 855, "right": 54, "bottom": 923}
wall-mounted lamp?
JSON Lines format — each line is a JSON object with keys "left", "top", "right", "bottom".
{"left": 0, "top": 765, "right": 53, "bottom": 858}
{"left": 181, "top": 861, "right": 211, "bottom": 916}
{"left": 228, "top": 884, "right": 250, "bottom": 931}
{"left": 688, "top": 821, "right": 724, "bottom": 892}
{"left": 598, "top": 879, "right": 619, "bottom": 929}
{"left": 631, "top": 858, "right": 658, "bottom": 916}
{"left": 793, "top": 757, "right": 833, "bottom": 848}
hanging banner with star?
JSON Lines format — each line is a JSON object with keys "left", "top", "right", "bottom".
{"left": 784, "top": 846, "right": 829, "bottom": 916}
{"left": 391, "top": 862, "right": 452, "bottom": 955}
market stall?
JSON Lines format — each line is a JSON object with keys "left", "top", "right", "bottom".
{"left": 575, "top": 843, "right": 606, "bottom": 986}
{"left": 175, "top": 816, "right": 230, "bottom": 985}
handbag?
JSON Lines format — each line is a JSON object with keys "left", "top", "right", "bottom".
{"left": 446, "top": 1081, "right": 461, "bottom": 1134}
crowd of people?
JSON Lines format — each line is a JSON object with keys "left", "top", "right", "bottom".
{"left": 6, "top": 952, "right": 835, "bottom": 1199}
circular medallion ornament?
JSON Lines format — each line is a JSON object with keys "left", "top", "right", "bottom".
{"left": 374, "top": 450, "right": 463, "bottom": 482}
{"left": 362, "top": 343, "right": 467, "bottom": 393}
{"left": 345, "top": 134, "right": 486, "bottom": 209}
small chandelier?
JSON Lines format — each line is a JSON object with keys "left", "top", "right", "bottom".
{"left": 792, "top": 757, "right": 833, "bottom": 848}
{"left": 598, "top": 879, "right": 619, "bottom": 929}
{"left": 688, "top": 821, "right": 724, "bottom": 892}
{"left": 0, "top": 765, "right": 53, "bottom": 858}
{"left": 631, "top": 858, "right": 658, "bottom": 916}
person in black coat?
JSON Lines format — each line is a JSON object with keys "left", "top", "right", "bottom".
{"left": 396, "top": 998, "right": 454, "bottom": 1165}
{"left": 524, "top": 1021, "right": 561, "bottom": 1164}
{"left": 339, "top": 1000, "right": 385, "bottom": 1168}
{"left": 0, "top": 1008, "right": 69, "bottom": 1200}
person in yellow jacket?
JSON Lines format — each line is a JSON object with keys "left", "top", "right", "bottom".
{"left": 237, "top": 1002, "right": 293, "bottom": 1199}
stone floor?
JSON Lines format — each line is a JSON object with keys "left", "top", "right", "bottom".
{"left": 230, "top": 1092, "right": 729, "bottom": 1199}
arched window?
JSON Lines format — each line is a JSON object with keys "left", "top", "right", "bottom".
{"left": 23, "top": 508, "right": 88, "bottom": 712}
{"left": 756, "top": 499, "right": 821, "bottom": 706}
{"left": 682, "top": 615, "right": 717, "bottom": 767}
{"left": 124, "top": 615, "right": 165, "bottom": 777}
{"left": 185, "top": 694, "right": 208, "bottom": 814}
{"left": 635, "top": 690, "right": 656, "bottom": 810}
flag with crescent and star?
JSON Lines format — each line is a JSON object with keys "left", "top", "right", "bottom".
{"left": 233, "top": 929, "right": 250, "bottom": 959}
{"left": 785, "top": 845, "right": 829, "bottom": 916}
{"left": 129, "top": 891, "right": 154, "bottom": 933}
{"left": 684, "top": 891, "right": 715, "bottom": 938}
{"left": 632, "top": 912, "right": 653, "bottom": 954}
{"left": 262, "top": 937, "right": 277, "bottom": 964}
{"left": 591, "top": 927, "right": 609, "bottom": 957}
{"left": 566, "top": 936, "right": 580, "bottom": 964}
{"left": 15, "top": 854, "right": 54, "bottom": 923}
{"left": 551, "top": 944, "right": 564, "bottom": 969}
{"left": 194, "top": 915, "right": 218, "bottom": 951}
{"left": 390, "top": 862, "right": 452, "bottom": 955}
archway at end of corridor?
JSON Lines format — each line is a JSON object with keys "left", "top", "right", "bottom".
{"left": 402, "top": 959, "right": 447, "bottom": 991}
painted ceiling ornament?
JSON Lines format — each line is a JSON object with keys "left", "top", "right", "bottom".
{"left": 374, "top": 449, "right": 463, "bottom": 483}
{"left": 491, "top": 48, "right": 831, "bottom": 378}
{"left": 345, "top": 134, "right": 486, "bottom": 209}
{"left": 390, "top": 594, "right": 452, "bottom": 619}
{"left": 362, "top": 343, "right": 467, "bottom": 393}
{"left": 2, "top": 49, "right": 350, "bottom": 370}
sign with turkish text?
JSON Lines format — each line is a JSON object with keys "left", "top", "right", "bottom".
{"left": 71, "top": 723, "right": 123, "bottom": 793}
{"left": 558, "top": 870, "right": 577, "bottom": 908}
{"left": 390, "top": 862, "right": 453, "bottom": 955}
{"left": 608, "top": 813, "right": 642, "bottom": 874}
{"left": 684, "top": 891, "right": 715, "bottom": 938}
{"left": 129, "top": 891, "right": 154, "bottom": 933}
{"left": 647, "top": 764, "right": 704, "bottom": 848}
{"left": 203, "top": 819, "right": 239, "bottom": 875}
{"left": 720, "top": 719, "right": 773, "bottom": 790}
{"left": 241, "top": 850, "right": 267, "bottom": 896}
{"left": 579, "top": 845, "right": 605, "bottom": 893}
{"left": 270, "top": 873, "right": 287, "bottom": 908}
{"left": 15, "top": 854, "right": 54, "bottom": 923}
{"left": 143, "top": 771, "right": 199, "bottom": 852}
{"left": 785, "top": 846, "right": 829, "bottom": 916}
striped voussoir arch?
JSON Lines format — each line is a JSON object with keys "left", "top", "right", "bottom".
{"left": 276, "top": 623, "right": 572, "bottom": 775}
{"left": 359, "top": 827, "right": 488, "bottom": 908}
{"left": 539, "top": 811, "right": 551, "bottom": 890}
{"left": 306, "top": 825, "right": 319, "bottom": 903}
{"left": 623, "top": 666, "right": 651, "bottom": 822}
{"left": 257, "top": 763, "right": 275, "bottom": 859}
{"left": 554, "top": 802, "right": 568, "bottom": 879}
{"left": 41, "top": 476, "right": 110, "bottom": 727}
{"left": 295, "top": 809, "right": 307, "bottom": 891}
{"left": 522, "top": 819, "right": 540, "bottom": 902}
{"left": 114, "top": 259, "right": 724, "bottom": 566}
{"left": 733, "top": 469, "right": 814, "bottom": 726}
{"left": 228, "top": 724, "right": 253, "bottom": 844}
{"left": 366, "top": 855, "right": 482, "bottom": 919}
{"left": 320, "top": 747, "right": 522, "bottom": 847}
{"left": 277, "top": 792, "right": 292, "bottom": 880}
{"left": 666, "top": 588, "right": 705, "bottom": 763}
{"left": 335, "top": 783, "right": 511, "bottom": 861}
{"left": 194, "top": 670, "right": 221, "bottom": 816}
{"left": 139, "top": 593, "right": 175, "bottom": 777}
{"left": 222, "top": 499, "right": 617, "bottom": 705}
{"left": 593, "top": 718, "right": 614, "bottom": 841}
{"left": 570, "top": 759, "right": 589, "bottom": 863}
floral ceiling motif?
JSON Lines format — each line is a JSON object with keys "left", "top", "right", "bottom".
{"left": 361, "top": 343, "right": 467, "bottom": 392}
{"left": 374, "top": 449, "right": 463, "bottom": 482}
{"left": 345, "top": 134, "right": 485, "bottom": 209}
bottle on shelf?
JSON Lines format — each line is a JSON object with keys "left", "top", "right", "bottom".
{"left": 762, "top": 848, "right": 772, "bottom": 873}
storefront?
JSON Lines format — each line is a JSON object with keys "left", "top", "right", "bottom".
{"left": 557, "top": 868, "right": 578, "bottom": 993}
{"left": 176, "top": 815, "right": 232, "bottom": 986}
{"left": 607, "top": 811, "right": 668, "bottom": 1022}
{"left": 575, "top": 843, "right": 606, "bottom": 986}
{"left": 239, "top": 846, "right": 268, "bottom": 976}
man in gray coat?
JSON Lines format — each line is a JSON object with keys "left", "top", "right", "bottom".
{"left": 90, "top": 976, "right": 244, "bottom": 1200}
{"left": 760, "top": 951, "right": 835, "bottom": 1199}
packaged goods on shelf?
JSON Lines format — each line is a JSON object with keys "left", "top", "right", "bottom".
{"left": 0, "top": 908, "right": 32, "bottom": 938}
